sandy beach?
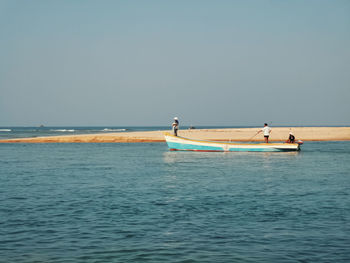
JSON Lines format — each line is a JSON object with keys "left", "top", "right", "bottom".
{"left": 0, "top": 127, "right": 349, "bottom": 143}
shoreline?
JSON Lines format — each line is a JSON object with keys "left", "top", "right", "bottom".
{"left": 0, "top": 127, "right": 349, "bottom": 143}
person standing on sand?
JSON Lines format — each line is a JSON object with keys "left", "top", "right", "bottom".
{"left": 172, "top": 117, "right": 179, "bottom": 136}
{"left": 257, "top": 123, "right": 272, "bottom": 143}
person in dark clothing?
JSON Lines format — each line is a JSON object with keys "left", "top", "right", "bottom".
{"left": 172, "top": 117, "right": 179, "bottom": 136}
{"left": 287, "top": 132, "right": 295, "bottom": 143}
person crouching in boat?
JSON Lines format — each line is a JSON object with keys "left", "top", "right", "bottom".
{"left": 257, "top": 123, "right": 272, "bottom": 143}
{"left": 286, "top": 132, "right": 295, "bottom": 143}
{"left": 172, "top": 117, "right": 179, "bottom": 136}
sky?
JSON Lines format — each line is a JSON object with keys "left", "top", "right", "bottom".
{"left": 0, "top": 0, "right": 349, "bottom": 127}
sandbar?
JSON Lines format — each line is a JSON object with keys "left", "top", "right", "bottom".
{"left": 0, "top": 127, "right": 349, "bottom": 143}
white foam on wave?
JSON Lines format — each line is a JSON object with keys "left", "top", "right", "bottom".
{"left": 0, "top": 129, "right": 11, "bottom": 132}
{"left": 50, "top": 129, "right": 75, "bottom": 132}
{"left": 102, "top": 128, "right": 127, "bottom": 132}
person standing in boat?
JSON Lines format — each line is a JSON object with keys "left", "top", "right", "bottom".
{"left": 172, "top": 117, "right": 179, "bottom": 136}
{"left": 257, "top": 123, "right": 272, "bottom": 143}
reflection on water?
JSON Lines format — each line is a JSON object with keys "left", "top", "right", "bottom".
{"left": 163, "top": 151, "right": 224, "bottom": 163}
{"left": 163, "top": 150, "right": 300, "bottom": 164}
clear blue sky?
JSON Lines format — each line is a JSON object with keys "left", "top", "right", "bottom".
{"left": 1, "top": 0, "right": 349, "bottom": 126}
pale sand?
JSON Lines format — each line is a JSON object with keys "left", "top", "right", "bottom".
{"left": 0, "top": 127, "right": 349, "bottom": 143}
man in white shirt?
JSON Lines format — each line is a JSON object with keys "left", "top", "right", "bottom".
{"left": 258, "top": 123, "right": 272, "bottom": 143}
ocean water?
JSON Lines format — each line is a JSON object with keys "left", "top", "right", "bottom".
{"left": 0, "top": 126, "right": 250, "bottom": 140}
{"left": 1, "top": 141, "right": 350, "bottom": 262}
{"left": 0, "top": 126, "right": 160, "bottom": 140}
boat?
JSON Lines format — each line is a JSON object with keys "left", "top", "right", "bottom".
{"left": 164, "top": 132, "right": 301, "bottom": 152}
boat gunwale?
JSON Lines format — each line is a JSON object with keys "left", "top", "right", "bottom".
{"left": 163, "top": 132, "right": 299, "bottom": 147}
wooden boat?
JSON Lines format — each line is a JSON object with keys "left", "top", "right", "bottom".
{"left": 164, "top": 132, "right": 301, "bottom": 152}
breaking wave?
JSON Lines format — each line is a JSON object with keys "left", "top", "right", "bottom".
{"left": 102, "top": 128, "right": 127, "bottom": 132}
{"left": 0, "top": 129, "right": 11, "bottom": 132}
{"left": 50, "top": 129, "right": 75, "bottom": 132}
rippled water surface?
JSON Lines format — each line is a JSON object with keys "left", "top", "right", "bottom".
{"left": 1, "top": 142, "right": 349, "bottom": 262}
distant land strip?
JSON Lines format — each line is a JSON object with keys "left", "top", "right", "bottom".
{"left": 0, "top": 127, "right": 349, "bottom": 143}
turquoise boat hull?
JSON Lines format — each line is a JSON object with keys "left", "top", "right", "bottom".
{"left": 164, "top": 133, "right": 301, "bottom": 152}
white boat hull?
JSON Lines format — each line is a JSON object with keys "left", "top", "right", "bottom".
{"left": 164, "top": 133, "right": 300, "bottom": 152}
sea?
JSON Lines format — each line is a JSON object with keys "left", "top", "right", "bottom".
{"left": 1, "top": 127, "right": 349, "bottom": 263}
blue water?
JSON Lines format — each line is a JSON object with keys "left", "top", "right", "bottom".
{"left": 0, "top": 126, "right": 253, "bottom": 140}
{"left": 0, "top": 126, "right": 161, "bottom": 139}
{"left": 1, "top": 141, "right": 350, "bottom": 262}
